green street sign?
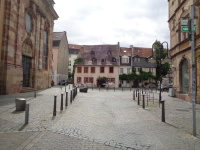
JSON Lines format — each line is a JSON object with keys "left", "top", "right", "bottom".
{"left": 181, "top": 26, "right": 196, "bottom": 32}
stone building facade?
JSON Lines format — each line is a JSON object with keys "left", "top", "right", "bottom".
{"left": 0, "top": 0, "right": 58, "bottom": 94}
{"left": 52, "top": 32, "right": 69, "bottom": 85}
{"left": 168, "top": 0, "right": 200, "bottom": 103}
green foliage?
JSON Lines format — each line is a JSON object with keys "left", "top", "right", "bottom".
{"left": 153, "top": 40, "right": 170, "bottom": 82}
{"left": 74, "top": 57, "right": 83, "bottom": 64}
{"left": 97, "top": 76, "right": 107, "bottom": 86}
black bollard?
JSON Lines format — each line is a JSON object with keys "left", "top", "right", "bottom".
{"left": 70, "top": 90, "right": 72, "bottom": 104}
{"left": 65, "top": 92, "right": 68, "bottom": 107}
{"left": 61, "top": 94, "right": 63, "bottom": 111}
{"left": 138, "top": 92, "right": 140, "bottom": 105}
{"left": 53, "top": 96, "right": 57, "bottom": 116}
{"left": 161, "top": 100, "right": 165, "bottom": 122}
{"left": 99, "top": 85, "right": 100, "bottom": 91}
{"left": 133, "top": 90, "right": 135, "bottom": 100}
{"left": 142, "top": 95, "right": 145, "bottom": 109}
{"left": 25, "top": 103, "right": 29, "bottom": 124}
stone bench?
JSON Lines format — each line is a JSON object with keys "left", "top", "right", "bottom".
{"left": 15, "top": 98, "right": 26, "bottom": 111}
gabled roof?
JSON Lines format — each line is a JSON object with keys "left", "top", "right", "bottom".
{"left": 53, "top": 32, "right": 66, "bottom": 41}
{"left": 68, "top": 44, "right": 81, "bottom": 49}
{"left": 53, "top": 32, "right": 66, "bottom": 47}
{"left": 133, "top": 47, "right": 152, "bottom": 58}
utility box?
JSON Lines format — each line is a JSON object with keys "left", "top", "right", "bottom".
{"left": 169, "top": 88, "right": 175, "bottom": 97}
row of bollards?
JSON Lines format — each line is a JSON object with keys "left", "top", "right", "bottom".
{"left": 53, "top": 86, "right": 78, "bottom": 117}
{"left": 133, "top": 89, "right": 165, "bottom": 122}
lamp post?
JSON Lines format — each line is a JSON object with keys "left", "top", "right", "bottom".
{"left": 149, "top": 41, "right": 170, "bottom": 122}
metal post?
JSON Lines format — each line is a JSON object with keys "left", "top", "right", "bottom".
{"left": 25, "top": 103, "right": 29, "bottom": 124}
{"left": 138, "top": 92, "right": 140, "bottom": 105}
{"left": 65, "top": 92, "right": 68, "bottom": 107}
{"left": 69, "top": 84, "right": 70, "bottom": 89}
{"left": 60, "top": 94, "right": 63, "bottom": 111}
{"left": 53, "top": 96, "right": 57, "bottom": 116}
{"left": 70, "top": 90, "right": 72, "bottom": 104}
{"left": 161, "top": 100, "right": 165, "bottom": 122}
{"left": 142, "top": 95, "right": 145, "bottom": 109}
{"left": 190, "top": 5, "right": 196, "bottom": 136}
{"left": 133, "top": 90, "right": 135, "bottom": 100}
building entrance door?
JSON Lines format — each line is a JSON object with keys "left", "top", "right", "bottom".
{"left": 22, "top": 56, "right": 31, "bottom": 87}
{"left": 181, "top": 59, "right": 189, "bottom": 94}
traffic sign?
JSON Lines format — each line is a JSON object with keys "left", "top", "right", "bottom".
{"left": 181, "top": 26, "right": 196, "bottom": 32}
{"left": 181, "top": 19, "right": 196, "bottom": 25}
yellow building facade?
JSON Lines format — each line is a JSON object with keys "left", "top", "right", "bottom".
{"left": 168, "top": 0, "right": 200, "bottom": 103}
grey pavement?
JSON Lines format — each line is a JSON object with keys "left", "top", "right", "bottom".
{"left": 0, "top": 85, "right": 200, "bottom": 150}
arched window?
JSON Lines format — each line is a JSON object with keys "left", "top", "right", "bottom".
{"left": 25, "top": 13, "right": 33, "bottom": 33}
{"left": 43, "top": 31, "right": 48, "bottom": 69}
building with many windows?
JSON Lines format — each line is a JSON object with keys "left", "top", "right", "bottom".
{"left": 74, "top": 44, "right": 120, "bottom": 88}
{"left": 132, "top": 47, "right": 156, "bottom": 87}
{"left": 168, "top": 0, "right": 200, "bottom": 103}
{"left": 52, "top": 32, "right": 69, "bottom": 85}
{"left": 119, "top": 47, "right": 132, "bottom": 87}
{"left": 0, "top": 0, "right": 58, "bottom": 94}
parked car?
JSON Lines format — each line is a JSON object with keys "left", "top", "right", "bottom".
{"left": 58, "top": 80, "right": 67, "bottom": 85}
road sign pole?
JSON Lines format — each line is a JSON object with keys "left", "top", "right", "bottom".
{"left": 190, "top": 5, "right": 196, "bottom": 137}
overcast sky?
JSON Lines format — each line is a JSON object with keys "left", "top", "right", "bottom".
{"left": 54, "top": 0, "right": 169, "bottom": 48}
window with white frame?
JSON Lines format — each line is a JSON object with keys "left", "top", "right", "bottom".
{"left": 120, "top": 68, "right": 124, "bottom": 74}
{"left": 122, "top": 55, "right": 129, "bottom": 63}
{"left": 127, "top": 68, "right": 131, "bottom": 74}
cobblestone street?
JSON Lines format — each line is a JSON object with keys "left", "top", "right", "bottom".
{"left": 0, "top": 85, "right": 200, "bottom": 150}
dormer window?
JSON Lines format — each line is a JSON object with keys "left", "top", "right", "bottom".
{"left": 101, "top": 58, "right": 106, "bottom": 63}
{"left": 91, "top": 51, "right": 95, "bottom": 55}
{"left": 122, "top": 55, "right": 129, "bottom": 64}
{"left": 92, "top": 57, "right": 97, "bottom": 63}
{"left": 112, "top": 57, "right": 116, "bottom": 62}
{"left": 107, "top": 50, "right": 112, "bottom": 55}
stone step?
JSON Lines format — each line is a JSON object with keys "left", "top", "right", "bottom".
{"left": 21, "top": 87, "right": 35, "bottom": 93}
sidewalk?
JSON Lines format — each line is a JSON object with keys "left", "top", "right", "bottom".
{"left": 0, "top": 86, "right": 199, "bottom": 150}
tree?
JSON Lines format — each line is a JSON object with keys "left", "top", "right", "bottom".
{"left": 72, "top": 57, "right": 83, "bottom": 76}
{"left": 137, "top": 69, "right": 155, "bottom": 87}
{"left": 97, "top": 76, "right": 107, "bottom": 87}
{"left": 153, "top": 40, "right": 170, "bottom": 84}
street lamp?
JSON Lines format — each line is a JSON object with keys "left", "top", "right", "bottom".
{"left": 148, "top": 41, "right": 170, "bottom": 122}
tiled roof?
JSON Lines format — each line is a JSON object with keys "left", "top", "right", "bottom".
{"left": 133, "top": 47, "right": 152, "bottom": 58}
{"left": 68, "top": 44, "right": 81, "bottom": 49}
{"left": 53, "top": 32, "right": 66, "bottom": 41}
{"left": 79, "top": 44, "right": 120, "bottom": 66}
{"left": 120, "top": 47, "right": 132, "bottom": 56}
